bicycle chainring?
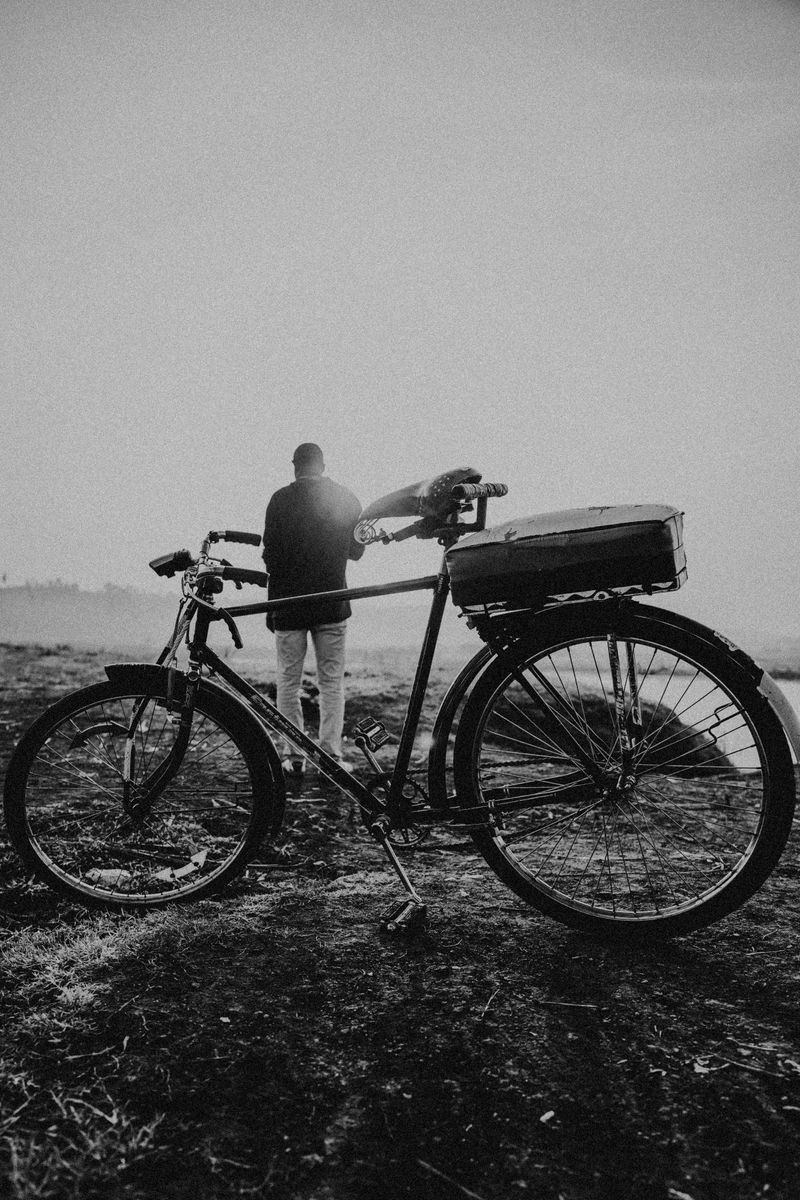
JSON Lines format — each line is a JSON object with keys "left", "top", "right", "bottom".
{"left": 364, "top": 774, "right": 431, "bottom": 848}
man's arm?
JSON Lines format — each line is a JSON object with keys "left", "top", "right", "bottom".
{"left": 262, "top": 495, "right": 281, "bottom": 571}
{"left": 346, "top": 492, "right": 366, "bottom": 561}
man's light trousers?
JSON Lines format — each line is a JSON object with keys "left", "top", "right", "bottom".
{"left": 274, "top": 621, "right": 347, "bottom": 760}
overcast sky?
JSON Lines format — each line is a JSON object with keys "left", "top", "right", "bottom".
{"left": 2, "top": 0, "right": 799, "bottom": 639}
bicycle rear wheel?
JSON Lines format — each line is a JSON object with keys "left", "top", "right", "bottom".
{"left": 4, "top": 677, "right": 281, "bottom": 908}
{"left": 453, "top": 603, "right": 795, "bottom": 939}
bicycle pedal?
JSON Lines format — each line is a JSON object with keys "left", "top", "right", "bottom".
{"left": 352, "top": 716, "right": 391, "bottom": 753}
{"left": 379, "top": 897, "right": 428, "bottom": 936}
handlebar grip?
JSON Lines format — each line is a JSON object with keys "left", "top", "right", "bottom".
{"left": 218, "top": 567, "right": 269, "bottom": 587}
{"left": 451, "top": 482, "right": 509, "bottom": 501}
{"left": 209, "top": 530, "right": 263, "bottom": 546}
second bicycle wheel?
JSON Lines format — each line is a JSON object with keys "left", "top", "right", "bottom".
{"left": 453, "top": 603, "right": 795, "bottom": 939}
{"left": 4, "top": 674, "right": 283, "bottom": 909}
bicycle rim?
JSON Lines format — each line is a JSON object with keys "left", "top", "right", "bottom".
{"left": 455, "top": 612, "right": 794, "bottom": 936}
{"left": 5, "top": 683, "right": 272, "bottom": 907}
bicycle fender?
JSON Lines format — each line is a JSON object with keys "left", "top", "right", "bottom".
{"left": 617, "top": 607, "right": 800, "bottom": 763}
{"left": 576, "top": 604, "right": 800, "bottom": 766}
{"left": 629, "top": 605, "right": 765, "bottom": 674}
{"left": 104, "top": 662, "right": 192, "bottom": 700}
{"left": 455, "top": 600, "right": 800, "bottom": 771}
{"left": 103, "top": 663, "right": 287, "bottom": 834}
{"left": 426, "top": 645, "right": 494, "bottom": 809}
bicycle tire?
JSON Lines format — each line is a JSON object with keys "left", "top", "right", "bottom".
{"left": 4, "top": 677, "right": 281, "bottom": 909}
{"left": 453, "top": 602, "right": 795, "bottom": 940}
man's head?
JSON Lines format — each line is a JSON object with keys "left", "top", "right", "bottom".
{"left": 292, "top": 442, "right": 324, "bottom": 478}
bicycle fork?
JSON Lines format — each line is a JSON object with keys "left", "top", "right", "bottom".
{"left": 122, "top": 666, "right": 198, "bottom": 819}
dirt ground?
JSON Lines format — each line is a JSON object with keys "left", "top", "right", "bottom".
{"left": 1, "top": 642, "right": 800, "bottom": 1200}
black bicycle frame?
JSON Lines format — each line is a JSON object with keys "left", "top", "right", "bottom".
{"left": 176, "top": 559, "right": 453, "bottom": 824}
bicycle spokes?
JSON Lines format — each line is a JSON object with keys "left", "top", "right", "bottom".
{"left": 468, "top": 631, "right": 772, "bottom": 924}
{"left": 19, "top": 692, "right": 260, "bottom": 903}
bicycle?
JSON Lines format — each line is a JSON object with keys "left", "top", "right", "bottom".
{"left": 4, "top": 466, "right": 798, "bottom": 940}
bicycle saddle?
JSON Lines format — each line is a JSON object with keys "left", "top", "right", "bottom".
{"left": 359, "top": 466, "right": 482, "bottom": 521}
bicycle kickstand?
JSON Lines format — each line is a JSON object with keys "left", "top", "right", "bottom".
{"left": 369, "top": 818, "right": 429, "bottom": 936}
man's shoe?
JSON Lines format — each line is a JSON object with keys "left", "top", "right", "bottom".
{"left": 281, "top": 757, "right": 305, "bottom": 778}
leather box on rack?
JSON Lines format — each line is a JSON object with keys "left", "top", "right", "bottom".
{"left": 446, "top": 504, "right": 686, "bottom": 607}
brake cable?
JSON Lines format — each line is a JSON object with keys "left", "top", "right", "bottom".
{"left": 185, "top": 573, "right": 245, "bottom": 649}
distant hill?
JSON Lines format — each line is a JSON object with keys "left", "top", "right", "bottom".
{"left": 0, "top": 584, "right": 474, "bottom": 654}
{"left": 0, "top": 585, "right": 179, "bottom": 653}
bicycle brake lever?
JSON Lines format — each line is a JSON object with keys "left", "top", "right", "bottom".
{"left": 354, "top": 520, "right": 389, "bottom": 545}
{"left": 388, "top": 519, "right": 437, "bottom": 543}
{"left": 216, "top": 607, "right": 243, "bottom": 649}
{"left": 354, "top": 518, "right": 433, "bottom": 545}
{"left": 215, "top": 557, "right": 243, "bottom": 588}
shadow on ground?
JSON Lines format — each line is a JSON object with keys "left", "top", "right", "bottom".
{"left": 1, "top": 644, "right": 800, "bottom": 1199}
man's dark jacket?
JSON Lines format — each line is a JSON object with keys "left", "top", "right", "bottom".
{"left": 262, "top": 476, "right": 364, "bottom": 630}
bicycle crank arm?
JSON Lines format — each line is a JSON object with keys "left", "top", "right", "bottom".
{"left": 369, "top": 815, "right": 430, "bottom": 934}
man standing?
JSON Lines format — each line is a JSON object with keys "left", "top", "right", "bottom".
{"left": 262, "top": 443, "right": 364, "bottom": 776}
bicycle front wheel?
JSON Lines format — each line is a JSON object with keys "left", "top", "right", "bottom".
{"left": 4, "top": 678, "right": 281, "bottom": 908}
{"left": 453, "top": 603, "right": 795, "bottom": 939}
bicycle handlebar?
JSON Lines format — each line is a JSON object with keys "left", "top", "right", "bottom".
{"left": 206, "top": 530, "right": 262, "bottom": 546}
{"left": 223, "top": 566, "right": 269, "bottom": 587}
{"left": 199, "top": 565, "right": 269, "bottom": 588}
{"left": 451, "top": 482, "right": 508, "bottom": 501}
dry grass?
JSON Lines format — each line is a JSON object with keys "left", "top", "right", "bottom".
{"left": 2, "top": 644, "right": 800, "bottom": 1199}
